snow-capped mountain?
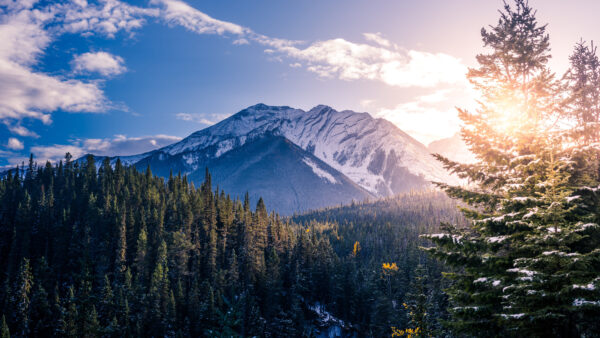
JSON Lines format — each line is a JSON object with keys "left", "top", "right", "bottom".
{"left": 133, "top": 134, "right": 373, "bottom": 215}
{"left": 138, "top": 104, "right": 457, "bottom": 194}
{"left": 95, "top": 103, "right": 458, "bottom": 212}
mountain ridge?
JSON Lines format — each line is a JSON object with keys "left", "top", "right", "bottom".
{"left": 82, "top": 103, "right": 459, "bottom": 213}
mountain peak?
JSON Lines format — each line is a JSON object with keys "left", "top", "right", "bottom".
{"left": 247, "top": 103, "right": 270, "bottom": 110}
{"left": 244, "top": 103, "right": 293, "bottom": 112}
{"left": 107, "top": 103, "right": 458, "bottom": 205}
{"left": 309, "top": 104, "right": 333, "bottom": 113}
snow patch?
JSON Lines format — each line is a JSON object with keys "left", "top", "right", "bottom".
{"left": 507, "top": 268, "right": 536, "bottom": 277}
{"left": 573, "top": 283, "right": 596, "bottom": 291}
{"left": 573, "top": 298, "right": 600, "bottom": 307}
{"left": 303, "top": 158, "right": 338, "bottom": 184}
{"left": 488, "top": 236, "right": 509, "bottom": 243}
{"left": 422, "top": 233, "right": 463, "bottom": 244}
{"left": 501, "top": 313, "right": 525, "bottom": 319}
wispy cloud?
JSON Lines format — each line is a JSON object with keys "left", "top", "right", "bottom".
{"left": 175, "top": 112, "right": 230, "bottom": 125}
{"left": 3, "top": 122, "right": 39, "bottom": 138}
{"left": 59, "top": 0, "right": 159, "bottom": 38}
{"left": 360, "top": 99, "right": 374, "bottom": 108}
{"left": 80, "top": 134, "right": 182, "bottom": 156}
{"left": 150, "top": 0, "right": 245, "bottom": 35}
{"left": 0, "top": 0, "right": 469, "bottom": 145}
{"left": 72, "top": 51, "right": 127, "bottom": 76}
{"left": 6, "top": 134, "right": 183, "bottom": 166}
{"left": 363, "top": 32, "right": 392, "bottom": 48}
{"left": 233, "top": 38, "right": 249, "bottom": 45}
{"left": 273, "top": 39, "right": 467, "bottom": 87}
{"left": 147, "top": 0, "right": 467, "bottom": 88}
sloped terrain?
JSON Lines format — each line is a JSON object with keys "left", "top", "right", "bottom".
{"left": 83, "top": 103, "right": 459, "bottom": 213}
{"left": 135, "top": 134, "right": 373, "bottom": 214}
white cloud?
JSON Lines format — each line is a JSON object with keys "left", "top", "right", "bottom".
{"left": 0, "top": 2, "right": 108, "bottom": 129}
{"left": 3, "top": 122, "right": 39, "bottom": 137}
{"left": 7, "top": 137, "right": 24, "bottom": 150}
{"left": 150, "top": 0, "right": 246, "bottom": 35}
{"left": 375, "top": 88, "right": 475, "bottom": 145}
{"left": 59, "top": 0, "right": 159, "bottom": 38}
{"left": 176, "top": 112, "right": 230, "bottom": 125}
{"left": 28, "top": 144, "right": 84, "bottom": 164}
{"left": 233, "top": 38, "right": 249, "bottom": 45}
{"left": 360, "top": 99, "right": 374, "bottom": 108}
{"left": 145, "top": 0, "right": 466, "bottom": 89}
{"left": 363, "top": 32, "right": 392, "bottom": 48}
{"left": 0, "top": 0, "right": 471, "bottom": 148}
{"left": 274, "top": 39, "right": 467, "bottom": 87}
{"left": 81, "top": 134, "right": 182, "bottom": 156}
{"left": 72, "top": 51, "right": 126, "bottom": 76}
{"left": 16, "top": 134, "right": 183, "bottom": 165}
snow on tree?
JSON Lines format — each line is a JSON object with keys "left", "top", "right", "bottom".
{"left": 424, "top": 0, "right": 600, "bottom": 336}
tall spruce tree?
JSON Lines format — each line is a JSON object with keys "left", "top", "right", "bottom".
{"left": 563, "top": 40, "right": 600, "bottom": 145}
{"left": 425, "top": 1, "right": 600, "bottom": 336}
{"left": 1, "top": 315, "right": 9, "bottom": 338}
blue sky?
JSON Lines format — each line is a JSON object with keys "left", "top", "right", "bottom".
{"left": 1, "top": 0, "right": 600, "bottom": 167}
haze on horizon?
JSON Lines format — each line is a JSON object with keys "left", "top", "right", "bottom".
{"left": 1, "top": 0, "right": 600, "bottom": 167}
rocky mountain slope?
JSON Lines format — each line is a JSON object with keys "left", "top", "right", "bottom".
{"left": 134, "top": 134, "right": 373, "bottom": 215}
{"left": 87, "top": 103, "right": 459, "bottom": 213}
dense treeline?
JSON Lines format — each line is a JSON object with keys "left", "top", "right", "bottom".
{"left": 0, "top": 154, "right": 462, "bottom": 337}
{"left": 294, "top": 192, "right": 467, "bottom": 336}
{"left": 0, "top": 154, "right": 330, "bottom": 337}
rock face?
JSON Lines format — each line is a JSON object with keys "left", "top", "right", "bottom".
{"left": 86, "top": 103, "right": 460, "bottom": 213}
{"left": 135, "top": 134, "right": 373, "bottom": 215}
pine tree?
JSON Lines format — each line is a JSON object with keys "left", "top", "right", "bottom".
{"left": 99, "top": 275, "right": 115, "bottom": 326}
{"left": 403, "top": 264, "right": 431, "bottom": 337}
{"left": 563, "top": 40, "right": 600, "bottom": 145}
{"left": 83, "top": 305, "right": 100, "bottom": 337}
{"left": 134, "top": 225, "right": 148, "bottom": 287}
{"left": 64, "top": 287, "right": 78, "bottom": 337}
{"left": 115, "top": 213, "right": 127, "bottom": 277}
{"left": 424, "top": 1, "right": 600, "bottom": 336}
{"left": 29, "top": 279, "right": 52, "bottom": 337}
{"left": 12, "top": 258, "right": 32, "bottom": 337}
{"left": 1, "top": 315, "right": 9, "bottom": 338}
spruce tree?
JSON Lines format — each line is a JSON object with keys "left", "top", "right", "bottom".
{"left": 1, "top": 315, "right": 9, "bottom": 338}
{"left": 563, "top": 40, "right": 600, "bottom": 145}
{"left": 424, "top": 1, "right": 600, "bottom": 336}
{"left": 12, "top": 258, "right": 32, "bottom": 337}
{"left": 64, "top": 287, "right": 78, "bottom": 337}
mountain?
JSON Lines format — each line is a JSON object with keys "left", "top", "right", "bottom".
{"left": 135, "top": 134, "right": 372, "bottom": 215}
{"left": 89, "top": 103, "right": 459, "bottom": 213}
{"left": 428, "top": 133, "right": 477, "bottom": 164}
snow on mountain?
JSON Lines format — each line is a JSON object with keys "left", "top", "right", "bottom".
{"left": 302, "top": 157, "right": 338, "bottom": 184}
{"left": 133, "top": 134, "right": 373, "bottom": 215}
{"left": 82, "top": 103, "right": 460, "bottom": 208}
{"left": 157, "top": 103, "right": 458, "bottom": 196}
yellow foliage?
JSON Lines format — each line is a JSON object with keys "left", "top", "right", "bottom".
{"left": 390, "top": 326, "right": 421, "bottom": 338}
{"left": 352, "top": 241, "right": 361, "bottom": 257}
{"left": 382, "top": 262, "right": 399, "bottom": 274}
